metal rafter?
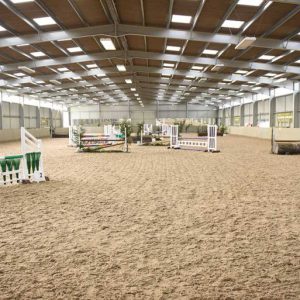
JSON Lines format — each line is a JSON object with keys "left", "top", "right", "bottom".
{"left": 1, "top": 24, "right": 300, "bottom": 52}
{"left": 2, "top": 50, "right": 299, "bottom": 75}
{"left": 1, "top": 65, "right": 294, "bottom": 90}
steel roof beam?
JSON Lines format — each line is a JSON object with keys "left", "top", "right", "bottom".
{"left": 1, "top": 24, "right": 300, "bottom": 52}
{"left": 2, "top": 50, "right": 300, "bottom": 75}
{"left": 0, "top": 65, "right": 296, "bottom": 90}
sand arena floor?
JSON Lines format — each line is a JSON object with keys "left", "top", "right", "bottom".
{"left": 0, "top": 135, "right": 299, "bottom": 299}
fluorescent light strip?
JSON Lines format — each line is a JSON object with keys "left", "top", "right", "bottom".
{"left": 235, "top": 37, "right": 256, "bottom": 50}
{"left": 18, "top": 66, "right": 35, "bottom": 74}
{"left": 166, "top": 45, "right": 181, "bottom": 52}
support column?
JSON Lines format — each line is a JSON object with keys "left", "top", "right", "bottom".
{"left": 128, "top": 99, "right": 131, "bottom": 120}
{"left": 293, "top": 92, "right": 300, "bottom": 128}
{"left": 0, "top": 91, "right": 3, "bottom": 130}
{"left": 269, "top": 97, "right": 276, "bottom": 127}
{"left": 36, "top": 106, "right": 41, "bottom": 128}
{"left": 240, "top": 104, "right": 245, "bottom": 127}
{"left": 49, "top": 109, "right": 53, "bottom": 128}
{"left": 253, "top": 101, "right": 258, "bottom": 126}
{"left": 222, "top": 109, "right": 225, "bottom": 125}
{"left": 19, "top": 104, "right": 24, "bottom": 127}
{"left": 186, "top": 102, "right": 188, "bottom": 118}
{"left": 68, "top": 107, "right": 72, "bottom": 126}
{"left": 218, "top": 108, "right": 225, "bottom": 125}
{"left": 230, "top": 107, "right": 234, "bottom": 126}
{"left": 98, "top": 103, "right": 101, "bottom": 125}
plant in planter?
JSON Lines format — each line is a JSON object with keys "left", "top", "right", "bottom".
{"left": 219, "top": 124, "right": 227, "bottom": 136}
{"left": 174, "top": 120, "right": 186, "bottom": 134}
{"left": 197, "top": 125, "right": 207, "bottom": 136}
{"left": 185, "top": 123, "right": 191, "bottom": 133}
{"left": 137, "top": 122, "right": 144, "bottom": 139}
{"left": 119, "top": 120, "right": 132, "bottom": 141}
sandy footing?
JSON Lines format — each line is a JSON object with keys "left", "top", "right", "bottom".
{"left": 0, "top": 135, "right": 299, "bottom": 299}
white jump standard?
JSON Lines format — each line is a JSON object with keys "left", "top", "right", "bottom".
{"left": 0, "top": 127, "right": 46, "bottom": 186}
{"left": 170, "top": 125, "right": 219, "bottom": 152}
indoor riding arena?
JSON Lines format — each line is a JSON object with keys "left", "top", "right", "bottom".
{"left": 0, "top": 1, "right": 299, "bottom": 299}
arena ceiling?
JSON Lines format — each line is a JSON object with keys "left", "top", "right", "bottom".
{"left": 0, "top": 0, "right": 299, "bottom": 108}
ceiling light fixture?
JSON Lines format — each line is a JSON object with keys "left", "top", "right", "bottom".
{"left": 235, "top": 37, "right": 256, "bottom": 50}
{"left": 192, "top": 65, "right": 203, "bottom": 70}
{"left": 14, "top": 72, "right": 26, "bottom": 77}
{"left": 163, "top": 63, "right": 175, "bottom": 68}
{"left": 166, "top": 45, "right": 181, "bottom": 52}
{"left": 18, "top": 66, "right": 35, "bottom": 74}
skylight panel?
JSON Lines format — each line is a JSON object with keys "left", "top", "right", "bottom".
{"left": 117, "top": 65, "right": 126, "bottom": 71}
{"left": 0, "top": 25, "right": 7, "bottom": 32}
{"left": 86, "top": 64, "right": 98, "bottom": 69}
{"left": 57, "top": 67, "right": 69, "bottom": 72}
{"left": 238, "top": 0, "right": 263, "bottom": 6}
{"left": 203, "top": 49, "right": 218, "bottom": 55}
{"left": 67, "top": 47, "right": 83, "bottom": 53}
{"left": 235, "top": 70, "right": 248, "bottom": 74}
{"left": 259, "top": 55, "right": 275, "bottom": 60}
{"left": 131, "top": 88, "right": 136, "bottom": 91}
{"left": 100, "top": 38, "right": 116, "bottom": 50}
{"left": 264, "top": 73, "right": 277, "bottom": 77}
{"left": 33, "top": 17, "right": 56, "bottom": 26}
{"left": 125, "top": 79, "right": 132, "bottom": 84}
{"left": 14, "top": 72, "right": 26, "bottom": 77}
{"left": 166, "top": 45, "right": 181, "bottom": 52}
{"left": 31, "top": 51, "right": 46, "bottom": 57}
{"left": 171, "top": 15, "right": 192, "bottom": 24}
{"left": 222, "top": 20, "right": 244, "bottom": 29}
{"left": 11, "top": 0, "right": 34, "bottom": 3}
